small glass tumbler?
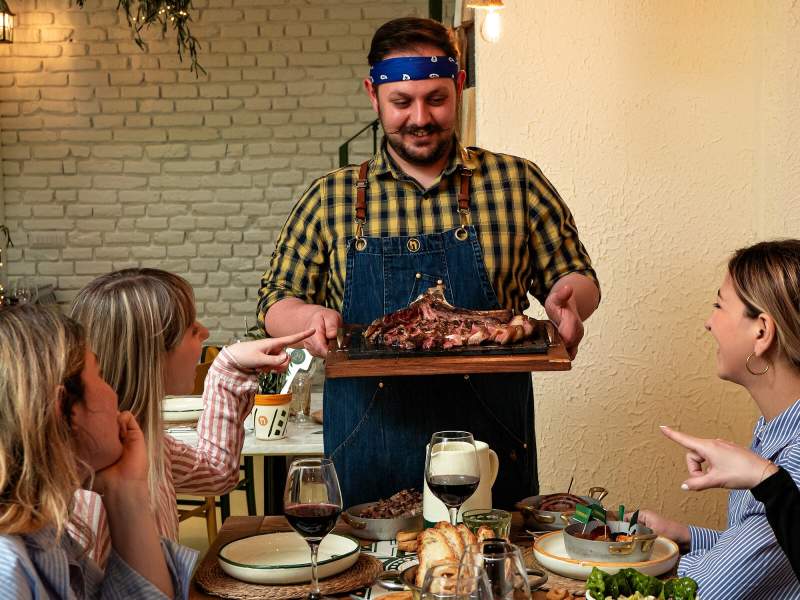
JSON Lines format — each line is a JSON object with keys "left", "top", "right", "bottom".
{"left": 289, "top": 371, "right": 313, "bottom": 425}
{"left": 462, "top": 509, "right": 512, "bottom": 540}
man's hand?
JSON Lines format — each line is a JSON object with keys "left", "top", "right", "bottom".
{"left": 544, "top": 283, "right": 584, "bottom": 359}
{"left": 304, "top": 307, "right": 343, "bottom": 357}
{"left": 660, "top": 426, "right": 778, "bottom": 491}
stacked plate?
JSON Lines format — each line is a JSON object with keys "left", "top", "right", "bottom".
{"left": 217, "top": 532, "right": 360, "bottom": 584}
{"left": 163, "top": 395, "right": 203, "bottom": 427}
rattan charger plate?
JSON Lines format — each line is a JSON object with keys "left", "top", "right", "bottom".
{"left": 196, "top": 552, "right": 383, "bottom": 600}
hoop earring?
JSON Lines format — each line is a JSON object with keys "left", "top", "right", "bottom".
{"left": 746, "top": 352, "right": 769, "bottom": 376}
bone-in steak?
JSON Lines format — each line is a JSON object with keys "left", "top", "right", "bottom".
{"left": 363, "top": 285, "right": 538, "bottom": 350}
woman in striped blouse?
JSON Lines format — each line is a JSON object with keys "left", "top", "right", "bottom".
{"left": 69, "top": 268, "right": 313, "bottom": 565}
{"left": 0, "top": 305, "right": 196, "bottom": 598}
{"left": 635, "top": 240, "right": 800, "bottom": 599}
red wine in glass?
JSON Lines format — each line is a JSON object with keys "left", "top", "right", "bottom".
{"left": 284, "top": 503, "right": 341, "bottom": 541}
{"left": 284, "top": 458, "right": 343, "bottom": 600}
{"left": 427, "top": 474, "right": 480, "bottom": 507}
{"left": 425, "top": 431, "right": 481, "bottom": 526}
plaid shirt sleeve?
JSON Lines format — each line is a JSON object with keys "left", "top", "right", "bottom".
{"left": 525, "top": 161, "right": 600, "bottom": 305}
{"left": 257, "top": 177, "right": 328, "bottom": 329}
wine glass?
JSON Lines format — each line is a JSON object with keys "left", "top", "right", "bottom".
{"left": 284, "top": 458, "right": 343, "bottom": 600}
{"left": 461, "top": 540, "right": 538, "bottom": 600}
{"left": 422, "top": 561, "right": 493, "bottom": 600}
{"left": 425, "top": 430, "right": 481, "bottom": 526}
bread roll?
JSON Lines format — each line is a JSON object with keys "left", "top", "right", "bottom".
{"left": 415, "top": 528, "right": 456, "bottom": 587}
{"left": 434, "top": 521, "right": 465, "bottom": 559}
{"left": 456, "top": 523, "right": 477, "bottom": 548}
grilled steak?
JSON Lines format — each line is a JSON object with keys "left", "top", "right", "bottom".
{"left": 363, "top": 285, "right": 538, "bottom": 350}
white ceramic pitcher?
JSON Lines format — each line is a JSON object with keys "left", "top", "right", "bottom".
{"left": 423, "top": 439, "right": 500, "bottom": 526}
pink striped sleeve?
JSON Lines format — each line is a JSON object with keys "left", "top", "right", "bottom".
{"left": 168, "top": 347, "right": 257, "bottom": 495}
{"left": 70, "top": 489, "right": 111, "bottom": 568}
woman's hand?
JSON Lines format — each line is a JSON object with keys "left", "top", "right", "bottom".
{"left": 226, "top": 328, "right": 316, "bottom": 372}
{"left": 625, "top": 509, "right": 691, "bottom": 551}
{"left": 92, "top": 411, "right": 148, "bottom": 497}
{"left": 660, "top": 425, "right": 778, "bottom": 490}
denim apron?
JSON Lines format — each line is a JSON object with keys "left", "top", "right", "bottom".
{"left": 323, "top": 162, "right": 538, "bottom": 509}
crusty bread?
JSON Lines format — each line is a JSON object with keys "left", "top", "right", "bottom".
{"left": 456, "top": 523, "right": 477, "bottom": 548}
{"left": 476, "top": 525, "right": 496, "bottom": 544}
{"left": 434, "top": 521, "right": 465, "bottom": 559}
{"left": 415, "top": 528, "right": 456, "bottom": 587}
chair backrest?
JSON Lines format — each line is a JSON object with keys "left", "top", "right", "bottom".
{"left": 192, "top": 361, "right": 213, "bottom": 395}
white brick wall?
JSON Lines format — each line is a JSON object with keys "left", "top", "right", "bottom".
{"left": 0, "top": 0, "right": 426, "bottom": 342}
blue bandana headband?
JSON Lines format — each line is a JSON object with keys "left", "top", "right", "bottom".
{"left": 369, "top": 56, "right": 459, "bottom": 85}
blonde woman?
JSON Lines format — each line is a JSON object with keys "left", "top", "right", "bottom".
{"left": 0, "top": 304, "right": 196, "bottom": 598}
{"left": 634, "top": 240, "right": 800, "bottom": 599}
{"left": 70, "top": 268, "right": 313, "bottom": 564}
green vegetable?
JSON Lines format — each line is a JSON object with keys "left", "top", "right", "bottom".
{"left": 608, "top": 571, "right": 633, "bottom": 597}
{"left": 624, "top": 568, "right": 664, "bottom": 597}
{"left": 663, "top": 577, "right": 698, "bottom": 600}
{"left": 587, "top": 567, "right": 607, "bottom": 599}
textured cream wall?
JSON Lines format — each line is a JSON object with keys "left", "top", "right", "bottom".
{"left": 476, "top": 1, "right": 799, "bottom": 528}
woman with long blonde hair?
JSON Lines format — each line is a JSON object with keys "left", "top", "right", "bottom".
{"left": 635, "top": 240, "right": 800, "bottom": 598}
{"left": 70, "top": 268, "right": 313, "bottom": 563}
{"left": 0, "top": 304, "right": 196, "bottom": 598}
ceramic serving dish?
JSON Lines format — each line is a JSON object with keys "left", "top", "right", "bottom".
{"left": 563, "top": 521, "right": 657, "bottom": 563}
{"left": 516, "top": 487, "right": 608, "bottom": 531}
{"left": 162, "top": 395, "right": 203, "bottom": 425}
{"left": 217, "top": 532, "right": 360, "bottom": 585}
{"left": 341, "top": 502, "right": 422, "bottom": 541}
{"left": 533, "top": 531, "right": 679, "bottom": 581}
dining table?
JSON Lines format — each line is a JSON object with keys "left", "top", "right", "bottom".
{"left": 169, "top": 393, "right": 324, "bottom": 514}
{"left": 189, "top": 514, "right": 554, "bottom": 600}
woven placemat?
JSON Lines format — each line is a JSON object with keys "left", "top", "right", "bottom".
{"left": 196, "top": 553, "right": 383, "bottom": 600}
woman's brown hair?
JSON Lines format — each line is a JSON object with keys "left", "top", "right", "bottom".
{"left": 70, "top": 268, "right": 196, "bottom": 504}
{"left": 0, "top": 305, "right": 86, "bottom": 537}
{"left": 728, "top": 239, "right": 800, "bottom": 369}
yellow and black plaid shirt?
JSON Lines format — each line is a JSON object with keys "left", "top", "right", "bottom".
{"left": 258, "top": 140, "right": 598, "bottom": 326}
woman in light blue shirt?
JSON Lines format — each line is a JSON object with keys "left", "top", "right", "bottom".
{"left": 636, "top": 240, "right": 800, "bottom": 599}
{"left": 0, "top": 305, "right": 196, "bottom": 599}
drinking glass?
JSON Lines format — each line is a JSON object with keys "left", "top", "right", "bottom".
{"left": 284, "top": 458, "right": 343, "bottom": 600}
{"left": 290, "top": 370, "right": 313, "bottom": 425}
{"left": 461, "top": 540, "right": 537, "bottom": 600}
{"left": 421, "top": 561, "right": 493, "bottom": 600}
{"left": 425, "top": 430, "right": 481, "bottom": 526}
{"left": 13, "top": 278, "right": 33, "bottom": 305}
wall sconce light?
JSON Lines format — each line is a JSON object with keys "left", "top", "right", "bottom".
{"left": 0, "top": 0, "right": 14, "bottom": 44}
{"left": 466, "top": 0, "right": 504, "bottom": 44}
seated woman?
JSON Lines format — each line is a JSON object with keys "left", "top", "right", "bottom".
{"left": 659, "top": 425, "right": 800, "bottom": 581}
{"left": 636, "top": 240, "right": 800, "bottom": 598}
{"left": 0, "top": 305, "right": 196, "bottom": 598}
{"left": 70, "top": 268, "right": 313, "bottom": 563}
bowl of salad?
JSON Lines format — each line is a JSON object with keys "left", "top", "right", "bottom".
{"left": 584, "top": 567, "right": 698, "bottom": 600}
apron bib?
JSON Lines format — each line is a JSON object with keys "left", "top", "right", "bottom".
{"left": 323, "top": 162, "right": 538, "bottom": 509}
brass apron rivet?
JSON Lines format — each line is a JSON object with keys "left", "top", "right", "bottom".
{"left": 378, "top": 381, "right": 384, "bottom": 389}
{"left": 455, "top": 227, "right": 468, "bottom": 241}
{"left": 355, "top": 238, "right": 367, "bottom": 251}
{"left": 407, "top": 238, "right": 420, "bottom": 252}
{"left": 436, "top": 279, "right": 443, "bottom": 285}
{"left": 463, "top": 374, "right": 469, "bottom": 380}
{"left": 415, "top": 273, "right": 421, "bottom": 279}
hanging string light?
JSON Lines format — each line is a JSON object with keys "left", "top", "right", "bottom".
{"left": 466, "top": 0, "right": 504, "bottom": 44}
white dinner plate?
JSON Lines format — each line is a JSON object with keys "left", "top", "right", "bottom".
{"left": 218, "top": 532, "right": 360, "bottom": 585}
{"left": 533, "top": 531, "right": 679, "bottom": 580}
{"left": 163, "top": 395, "right": 203, "bottom": 424}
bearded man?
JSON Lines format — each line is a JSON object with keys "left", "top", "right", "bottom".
{"left": 258, "top": 17, "right": 600, "bottom": 508}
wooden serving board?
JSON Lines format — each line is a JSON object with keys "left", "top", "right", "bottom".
{"left": 324, "top": 322, "right": 571, "bottom": 378}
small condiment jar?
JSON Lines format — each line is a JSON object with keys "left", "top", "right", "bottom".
{"left": 253, "top": 393, "right": 293, "bottom": 441}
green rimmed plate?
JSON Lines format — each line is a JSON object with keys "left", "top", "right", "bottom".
{"left": 217, "top": 532, "right": 360, "bottom": 585}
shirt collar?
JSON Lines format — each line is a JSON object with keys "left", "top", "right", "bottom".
{"left": 370, "top": 136, "right": 478, "bottom": 181}
{"left": 752, "top": 397, "right": 800, "bottom": 459}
